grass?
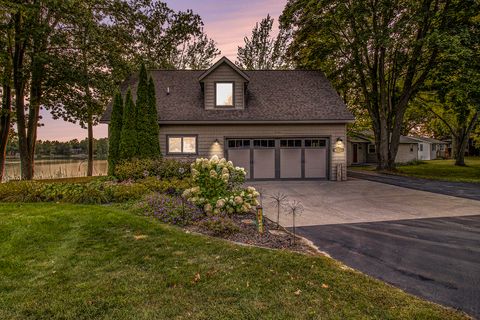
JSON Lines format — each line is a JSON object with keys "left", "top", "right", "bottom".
{"left": 349, "top": 157, "right": 480, "bottom": 183}
{"left": 396, "top": 157, "right": 480, "bottom": 183}
{"left": 0, "top": 203, "right": 467, "bottom": 319}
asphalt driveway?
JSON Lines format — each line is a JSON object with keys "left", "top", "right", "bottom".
{"left": 254, "top": 180, "right": 480, "bottom": 318}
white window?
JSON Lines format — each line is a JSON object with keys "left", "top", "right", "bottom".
{"left": 419, "top": 144, "right": 423, "bottom": 152}
{"left": 167, "top": 136, "right": 197, "bottom": 154}
{"left": 368, "top": 144, "right": 376, "bottom": 154}
{"left": 215, "top": 82, "right": 234, "bottom": 107}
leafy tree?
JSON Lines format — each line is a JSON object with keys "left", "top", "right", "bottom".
{"left": 119, "top": 89, "right": 137, "bottom": 160}
{"left": 126, "top": 2, "right": 220, "bottom": 70}
{"left": 281, "top": 0, "right": 477, "bottom": 170}
{"left": 413, "top": 5, "right": 479, "bottom": 165}
{"left": 107, "top": 92, "right": 123, "bottom": 175}
{"left": 237, "top": 14, "right": 291, "bottom": 70}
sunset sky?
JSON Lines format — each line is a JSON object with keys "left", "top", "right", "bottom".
{"left": 37, "top": 0, "right": 286, "bottom": 141}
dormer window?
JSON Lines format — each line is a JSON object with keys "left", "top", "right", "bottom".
{"left": 215, "top": 82, "right": 234, "bottom": 107}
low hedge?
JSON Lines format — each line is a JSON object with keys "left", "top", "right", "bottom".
{"left": 0, "top": 177, "right": 191, "bottom": 205}
{"left": 114, "top": 158, "right": 191, "bottom": 181}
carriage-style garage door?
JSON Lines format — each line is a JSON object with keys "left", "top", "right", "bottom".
{"left": 226, "top": 138, "right": 328, "bottom": 180}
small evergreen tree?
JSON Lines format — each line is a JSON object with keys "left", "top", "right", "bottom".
{"left": 135, "top": 64, "right": 149, "bottom": 157}
{"left": 119, "top": 89, "right": 137, "bottom": 160}
{"left": 136, "top": 64, "right": 161, "bottom": 157}
{"left": 147, "top": 76, "right": 161, "bottom": 156}
{"left": 107, "top": 91, "right": 123, "bottom": 175}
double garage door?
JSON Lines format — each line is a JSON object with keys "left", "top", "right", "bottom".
{"left": 226, "top": 138, "right": 328, "bottom": 180}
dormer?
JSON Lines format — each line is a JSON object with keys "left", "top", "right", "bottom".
{"left": 198, "top": 57, "right": 249, "bottom": 110}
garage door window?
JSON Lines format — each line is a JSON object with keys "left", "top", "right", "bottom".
{"left": 228, "top": 139, "right": 250, "bottom": 148}
{"left": 280, "top": 139, "right": 302, "bottom": 147}
{"left": 305, "top": 139, "right": 326, "bottom": 147}
{"left": 167, "top": 135, "right": 197, "bottom": 154}
{"left": 253, "top": 139, "right": 275, "bottom": 148}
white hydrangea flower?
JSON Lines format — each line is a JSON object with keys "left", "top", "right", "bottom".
{"left": 204, "top": 203, "right": 212, "bottom": 213}
{"left": 234, "top": 196, "right": 243, "bottom": 205}
{"left": 216, "top": 198, "right": 225, "bottom": 208}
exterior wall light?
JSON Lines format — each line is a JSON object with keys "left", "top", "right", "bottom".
{"left": 334, "top": 137, "right": 345, "bottom": 153}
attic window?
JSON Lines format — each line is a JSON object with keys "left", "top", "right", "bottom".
{"left": 215, "top": 82, "right": 234, "bottom": 107}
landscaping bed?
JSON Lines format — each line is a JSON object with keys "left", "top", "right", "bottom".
{"left": 187, "top": 212, "right": 315, "bottom": 254}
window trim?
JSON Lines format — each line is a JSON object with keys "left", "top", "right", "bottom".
{"left": 214, "top": 81, "right": 235, "bottom": 107}
{"left": 166, "top": 135, "right": 198, "bottom": 155}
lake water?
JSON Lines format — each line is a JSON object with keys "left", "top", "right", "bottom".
{"left": 4, "top": 159, "right": 108, "bottom": 181}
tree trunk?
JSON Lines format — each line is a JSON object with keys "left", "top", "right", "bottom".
{"left": 0, "top": 83, "right": 12, "bottom": 182}
{"left": 12, "top": 12, "right": 33, "bottom": 180}
{"left": 87, "top": 116, "right": 93, "bottom": 176}
{"left": 454, "top": 111, "right": 479, "bottom": 166}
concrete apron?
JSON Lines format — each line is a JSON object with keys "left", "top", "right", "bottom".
{"left": 253, "top": 180, "right": 480, "bottom": 227}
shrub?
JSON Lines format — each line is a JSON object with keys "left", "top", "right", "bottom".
{"left": 139, "top": 177, "right": 191, "bottom": 195}
{"left": 114, "top": 158, "right": 190, "bottom": 181}
{"left": 196, "top": 216, "right": 240, "bottom": 236}
{"left": 398, "top": 160, "right": 427, "bottom": 166}
{"left": 103, "top": 182, "right": 150, "bottom": 203}
{"left": 136, "top": 193, "right": 203, "bottom": 226}
{"left": 62, "top": 183, "right": 110, "bottom": 204}
{"left": 182, "top": 156, "right": 260, "bottom": 215}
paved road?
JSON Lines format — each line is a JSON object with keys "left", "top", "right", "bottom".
{"left": 348, "top": 170, "right": 480, "bottom": 201}
{"left": 295, "top": 215, "right": 480, "bottom": 318}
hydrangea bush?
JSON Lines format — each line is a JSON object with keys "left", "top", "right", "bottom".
{"left": 182, "top": 155, "right": 260, "bottom": 215}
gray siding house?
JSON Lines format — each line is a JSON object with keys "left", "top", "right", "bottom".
{"left": 102, "top": 57, "right": 354, "bottom": 180}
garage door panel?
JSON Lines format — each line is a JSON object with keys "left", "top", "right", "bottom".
{"left": 228, "top": 149, "right": 251, "bottom": 179}
{"left": 253, "top": 149, "right": 275, "bottom": 179}
{"left": 280, "top": 149, "right": 302, "bottom": 178}
{"left": 305, "top": 149, "right": 327, "bottom": 178}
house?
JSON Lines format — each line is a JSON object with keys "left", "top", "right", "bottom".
{"left": 347, "top": 132, "right": 419, "bottom": 165}
{"left": 409, "top": 137, "right": 448, "bottom": 160}
{"left": 101, "top": 57, "right": 354, "bottom": 180}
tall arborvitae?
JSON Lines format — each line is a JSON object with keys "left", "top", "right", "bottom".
{"left": 119, "top": 89, "right": 137, "bottom": 160}
{"left": 136, "top": 63, "right": 160, "bottom": 158}
{"left": 107, "top": 91, "right": 123, "bottom": 175}
{"left": 147, "top": 76, "right": 161, "bottom": 156}
{"left": 135, "top": 63, "right": 150, "bottom": 157}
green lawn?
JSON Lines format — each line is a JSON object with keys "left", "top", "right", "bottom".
{"left": 396, "top": 157, "right": 480, "bottom": 183}
{"left": 0, "top": 203, "right": 467, "bottom": 319}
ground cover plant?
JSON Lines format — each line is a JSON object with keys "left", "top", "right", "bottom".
{"left": 0, "top": 203, "right": 468, "bottom": 320}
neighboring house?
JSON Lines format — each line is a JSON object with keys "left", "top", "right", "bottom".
{"left": 102, "top": 57, "right": 354, "bottom": 180}
{"left": 347, "top": 132, "right": 419, "bottom": 165}
{"left": 409, "top": 137, "right": 448, "bottom": 160}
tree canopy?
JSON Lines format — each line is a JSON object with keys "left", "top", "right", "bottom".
{"left": 281, "top": 0, "right": 479, "bottom": 169}
{"left": 236, "top": 14, "right": 291, "bottom": 70}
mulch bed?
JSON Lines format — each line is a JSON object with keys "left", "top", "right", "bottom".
{"left": 185, "top": 212, "right": 316, "bottom": 254}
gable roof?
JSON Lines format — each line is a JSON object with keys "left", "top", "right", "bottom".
{"left": 198, "top": 56, "right": 250, "bottom": 82}
{"left": 348, "top": 131, "right": 419, "bottom": 144}
{"left": 101, "top": 69, "right": 354, "bottom": 124}
{"left": 409, "top": 136, "right": 447, "bottom": 144}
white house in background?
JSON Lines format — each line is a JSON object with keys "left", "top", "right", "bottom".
{"left": 347, "top": 132, "right": 419, "bottom": 165}
{"left": 409, "top": 137, "right": 448, "bottom": 160}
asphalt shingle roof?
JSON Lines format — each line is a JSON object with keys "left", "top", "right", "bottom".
{"left": 101, "top": 69, "right": 354, "bottom": 123}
